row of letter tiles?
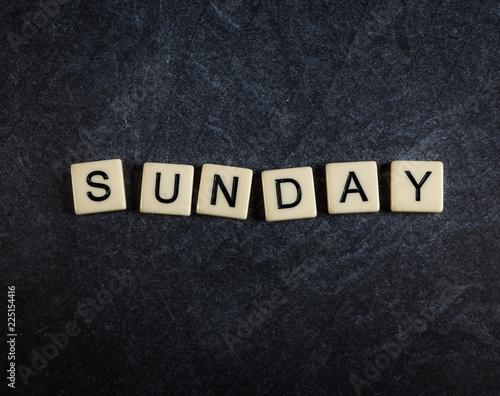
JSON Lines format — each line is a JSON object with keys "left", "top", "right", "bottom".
{"left": 70, "top": 160, "right": 444, "bottom": 218}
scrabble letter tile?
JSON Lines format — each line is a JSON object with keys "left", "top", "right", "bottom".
{"left": 391, "top": 161, "right": 443, "bottom": 213}
{"left": 325, "top": 161, "right": 379, "bottom": 214}
{"left": 140, "top": 163, "right": 194, "bottom": 216}
{"left": 196, "top": 164, "right": 253, "bottom": 220}
{"left": 70, "top": 159, "right": 127, "bottom": 215}
{"left": 261, "top": 167, "right": 317, "bottom": 222}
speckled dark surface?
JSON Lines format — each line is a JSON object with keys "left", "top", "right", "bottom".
{"left": 1, "top": 0, "right": 499, "bottom": 395}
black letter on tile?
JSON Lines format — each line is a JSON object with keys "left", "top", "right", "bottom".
{"left": 155, "top": 173, "right": 180, "bottom": 203}
{"left": 275, "top": 179, "right": 301, "bottom": 209}
{"left": 340, "top": 172, "right": 368, "bottom": 202}
{"left": 211, "top": 175, "right": 238, "bottom": 207}
{"left": 405, "top": 171, "right": 432, "bottom": 201}
{"left": 87, "top": 171, "right": 111, "bottom": 201}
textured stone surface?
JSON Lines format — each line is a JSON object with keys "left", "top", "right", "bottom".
{"left": 1, "top": 0, "right": 499, "bottom": 394}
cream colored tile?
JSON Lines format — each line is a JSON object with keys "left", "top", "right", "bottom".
{"left": 261, "top": 167, "right": 317, "bottom": 222}
{"left": 70, "top": 159, "right": 127, "bottom": 215}
{"left": 140, "top": 163, "right": 194, "bottom": 216}
{"left": 196, "top": 164, "right": 253, "bottom": 220}
{"left": 325, "top": 161, "right": 379, "bottom": 214}
{"left": 391, "top": 161, "right": 443, "bottom": 213}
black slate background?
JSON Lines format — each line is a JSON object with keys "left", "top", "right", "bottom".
{"left": 1, "top": 0, "right": 499, "bottom": 395}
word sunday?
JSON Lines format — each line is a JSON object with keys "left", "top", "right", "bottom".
{"left": 70, "top": 160, "right": 444, "bottom": 220}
